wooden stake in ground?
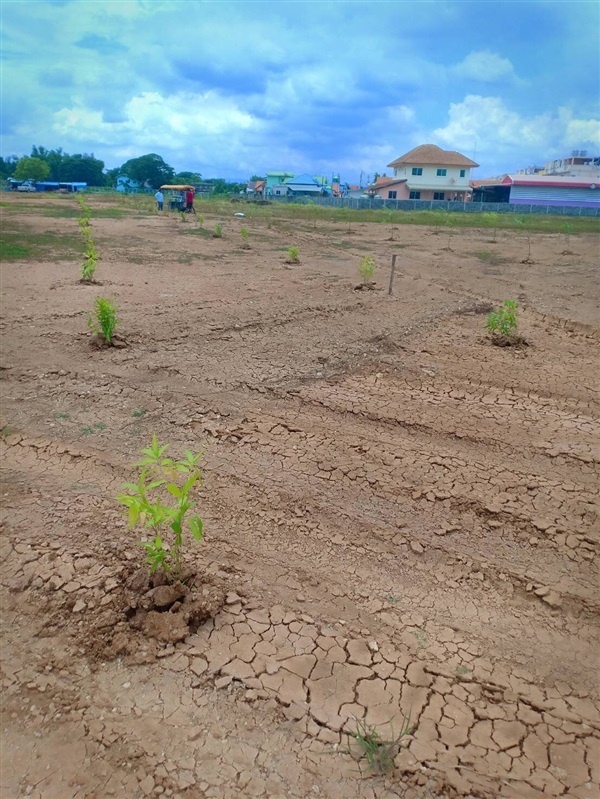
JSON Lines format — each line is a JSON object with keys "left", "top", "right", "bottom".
{"left": 388, "top": 254, "right": 397, "bottom": 295}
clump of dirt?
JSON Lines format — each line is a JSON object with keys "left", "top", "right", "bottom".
{"left": 490, "top": 332, "right": 529, "bottom": 348}
{"left": 353, "top": 282, "right": 376, "bottom": 291}
{"left": 59, "top": 564, "right": 226, "bottom": 663}
{"left": 122, "top": 566, "right": 225, "bottom": 644}
{"left": 520, "top": 257, "right": 535, "bottom": 264}
{"left": 89, "top": 333, "right": 128, "bottom": 349}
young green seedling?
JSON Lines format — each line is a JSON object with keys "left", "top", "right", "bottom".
{"left": 88, "top": 297, "right": 118, "bottom": 344}
{"left": 287, "top": 245, "right": 299, "bottom": 263}
{"left": 241, "top": 227, "right": 250, "bottom": 248}
{"left": 213, "top": 223, "right": 223, "bottom": 238}
{"left": 485, "top": 299, "right": 519, "bottom": 339}
{"left": 117, "top": 435, "right": 204, "bottom": 580}
{"left": 358, "top": 255, "right": 376, "bottom": 285}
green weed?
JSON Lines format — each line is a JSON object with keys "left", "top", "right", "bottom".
{"left": 117, "top": 435, "right": 204, "bottom": 579}
{"left": 353, "top": 717, "right": 414, "bottom": 774}
{"left": 456, "top": 664, "right": 472, "bottom": 676}
{"left": 287, "top": 245, "right": 300, "bottom": 263}
{"left": 88, "top": 297, "right": 118, "bottom": 345}
{"left": 54, "top": 412, "right": 70, "bottom": 421}
{"left": 241, "top": 227, "right": 250, "bottom": 248}
{"left": 213, "top": 223, "right": 223, "bottom": 238}
{"left": 132, "top": 408, "right": 146, "bottom": 418}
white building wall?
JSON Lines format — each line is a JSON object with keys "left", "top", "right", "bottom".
{"left": 393, "top": 164, "right": 472, "bottom": 191}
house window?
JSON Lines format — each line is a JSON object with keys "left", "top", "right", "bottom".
{"left": 409, "top": 191, "right": 421, "bottom": 199}
{"left": 433, "top": 192, "right": 445, "bottom": 200}
{"left": 388, "top": 190, "right": 397, "bottom": 199}
{"left": 411, "top": 167, "right": 423, "bottom": 176}
{"left": 460, "top": 169, "right": 466, "bottom": 178}
{"left": 436, "top": 168, "right": 447, "bottom": 176}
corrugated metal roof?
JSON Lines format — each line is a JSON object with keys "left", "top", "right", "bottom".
{"left": 505, "top": 174, "right": 598, "bottom": 189}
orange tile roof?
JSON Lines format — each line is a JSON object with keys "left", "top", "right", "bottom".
{"left": 388, "top": 144, "right": 479, "bottom": 168}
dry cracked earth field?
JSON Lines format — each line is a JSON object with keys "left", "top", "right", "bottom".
{"left": 1, "top": 194, "right": 599, "bottom": 799}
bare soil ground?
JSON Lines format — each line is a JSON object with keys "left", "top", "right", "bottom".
{"left": 1, "top": 194, "right": 599, "bottom": 799}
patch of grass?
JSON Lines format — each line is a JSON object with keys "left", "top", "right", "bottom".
{"left": 80, "top": 422, "right": 106, "bottom": 436}
{"left": 132, "top": 408, "right": 146, "bottom": 418}
{"left": 2, "top": 426, "right": 14, "bottom": 439}
{"left": 412, "top": 629, "right": 428, "bottom": 649}
{"left": 476, "top": 250, "right": 507, "bottom": 266}
{"left": 456, "top": 664, "right": 472, "bottom": 676}
{"left": 0, "top": 240, "right": 31, "bottom": 260}
{"left": 190, "top": 197, "right": 600, "bottom": 234}
{"left": 0, "top": 229, "right": 83, "bottom": 261}
{"left": 353, "top": 717, "right": 414, "bottom": 774}
{"left": 54, "top": 412, "right": 70, "bottom": 421}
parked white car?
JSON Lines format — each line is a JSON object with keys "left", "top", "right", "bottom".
{"left": 17, "top": 182, "right": 37, "bottom": 192}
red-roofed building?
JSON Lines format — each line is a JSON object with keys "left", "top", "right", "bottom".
{"left": 472, "top": 174, "right": 600, "bottom": 207}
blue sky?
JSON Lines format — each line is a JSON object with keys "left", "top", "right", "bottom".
{"left": 2, "top": 0, "right": 599, "bottom": 181}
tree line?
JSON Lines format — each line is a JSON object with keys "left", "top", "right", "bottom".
{"left": 1, "top": 147, "right": 256, "bottom": 194}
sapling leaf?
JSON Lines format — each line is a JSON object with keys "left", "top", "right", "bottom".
{"left": 189, "top": 516, "right": 204, "bottom": 541}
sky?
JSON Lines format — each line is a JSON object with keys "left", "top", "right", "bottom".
{"left": 2, "top": 0, "right": 599, "bottom": 182}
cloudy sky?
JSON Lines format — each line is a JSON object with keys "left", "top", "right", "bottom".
{"left": 2, "top": 0, "right": 599, "bottom": 181}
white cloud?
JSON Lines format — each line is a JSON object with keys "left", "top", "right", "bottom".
{"left": 433, "top": 95, "right": 600, "bottom": 171}
{"left": 454, "top": 50, "right": 519, "bottom": 83}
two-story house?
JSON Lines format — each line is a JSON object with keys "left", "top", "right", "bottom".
{"left": 369, "top": 144, "right": 479, "bottom": 201}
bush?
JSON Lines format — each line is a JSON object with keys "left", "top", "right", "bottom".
{"left": 287, "top": 245, "right": 299, "bottom": 263}
{"left": 213, "top": 223, "right": 223, "bottom": 238}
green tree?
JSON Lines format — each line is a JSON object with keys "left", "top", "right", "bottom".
{"left": 31, "top": 146, "right": 65, "bottom": 181}
{"left": 120, "top": 153, "right": 175, "bottom": 189}
{"left": 173, "top": 171, "right": 202, "bottom": 184}
{"left": 250, "top": 174, "right": 266, "bottom": 181}
{"left": 104, "top": 167, "right": 121, "bottom": 188}
{"left": 60, "top": 154, "right": 105, "bottom": 185}
{"left": 14, "top": 157, "right": 50, "bottom": 182}
{"left": 0, "top": 155, "right": 19, "bottom": 180}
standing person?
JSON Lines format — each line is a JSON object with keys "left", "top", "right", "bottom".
{"left": 185, "top": 188, "right": 195, "bottom": 214}
{"left": 154, "top": 189, "right": 164, "bottom": 212}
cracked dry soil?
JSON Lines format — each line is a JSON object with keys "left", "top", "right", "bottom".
{"left": 1, "top": 194, "right": 599, "bottom": 799}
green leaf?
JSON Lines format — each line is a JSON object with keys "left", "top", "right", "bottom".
{"left": 189, "top": 516, "right": 204, "bottom": 541}
{"left": 128, "top": 504, "right": 139, "bottom": 528}
{"left": 166, "top": 483, "right": 182, "bottom": 498}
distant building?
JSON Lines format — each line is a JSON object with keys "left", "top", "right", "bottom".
{"left": 472, "top": 174, "right": 600, "bottom": 207}
{"left": 375, "top": 144, "right": 479, "bottom": 201}
{"left": 543, "top": 151, "right": 600, "bottom": 179}
{"left": 116, "top": 175, "right": 142, "bottom": 193}
{"left": 504, "top": 174, "right": 600, "bottom": 207}
{"left": 265, "top": 172, "right": 295, "bottom": 195}
{"left": 246, "top": 179, "right": 266, "bottom": 197}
